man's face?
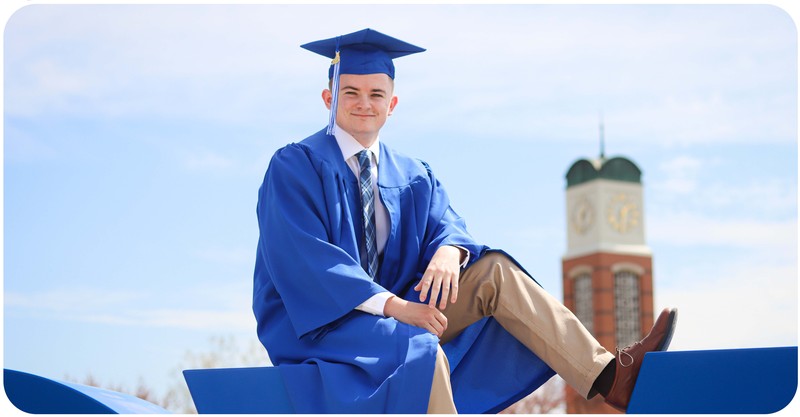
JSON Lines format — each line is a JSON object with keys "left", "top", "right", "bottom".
{"left": 326, "top": 73, "right": 398, "bottom": 145}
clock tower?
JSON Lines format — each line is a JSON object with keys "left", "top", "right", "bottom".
{"left": 562, "top": 154, "right": 654, "bottom": 414}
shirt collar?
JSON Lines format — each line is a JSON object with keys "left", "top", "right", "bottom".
{"left": 333, "top": 124, "right": 381, "bottom": 165}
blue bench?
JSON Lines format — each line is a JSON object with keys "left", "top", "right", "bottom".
{"left": 628, "top": 346, "right": 797, "bottom": 413}
{"left": 4, "top": 368, "right": 170, "bottom": 414}
{"left": 183, "top": 364, "right": 308, "bottom": 413}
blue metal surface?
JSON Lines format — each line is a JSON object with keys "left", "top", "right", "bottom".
{"left": 4, "top": 368, "right": 170, "bottom": 414}
{"left": 627, "top": 346, "right": 798, "bottom": 413}
{"left": 183, "top": 347, "right": 799, "bottom": 414}
{"left": 183, "top": 365, "right": 304, "bottom": 413}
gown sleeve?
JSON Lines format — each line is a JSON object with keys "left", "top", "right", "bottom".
{"left": 420, "top": 161, "right": 485, "bottom": 268}
{"left": 256, "top": 144, "right": 386, "bottom": 339}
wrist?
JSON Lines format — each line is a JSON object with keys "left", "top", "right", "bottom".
{"left": 383, "top": 296, "right": 405, "bottom": 317}
{"left": 446, "top": 245, "right": 469, "bottom": 267}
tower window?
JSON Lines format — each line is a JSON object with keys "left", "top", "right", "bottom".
{"left": 614, "top": 271, "right": 640, "bottom": 347}
{"left": 573, "top": 273, "right": 593, "bottom": 335}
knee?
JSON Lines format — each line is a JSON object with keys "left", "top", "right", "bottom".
{"left": 475, "top": 252, "right": 515, "bottom": 271}
{"left": 468, "top": 252, "right": 531, "bottom": 289}
{"left": 461, "top": 252, "right": 514, "bottom": 289}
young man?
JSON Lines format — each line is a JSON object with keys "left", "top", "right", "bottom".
{"left": 252, "top": 28, "right": 677, "bottom": 414}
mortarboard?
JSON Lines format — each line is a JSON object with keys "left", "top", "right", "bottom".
{"left": 301, "top": 28, "right": 425, "bottom": 135}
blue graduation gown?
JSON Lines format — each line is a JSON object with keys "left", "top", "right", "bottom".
{"left": 253, "top": 129, "right": 554, "bottom": 413}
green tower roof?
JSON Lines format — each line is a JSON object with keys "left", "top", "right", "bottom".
{"left": 565, "top": 156, "right": 642, "bottom": 188}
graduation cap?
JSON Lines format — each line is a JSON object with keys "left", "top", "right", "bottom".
{"left": 301, "top": 28, "right": 425, "bottom": 134}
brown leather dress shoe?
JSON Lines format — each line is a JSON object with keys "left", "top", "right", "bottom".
{"left": 605, "top": 308, "right": 678, "bottom": 411}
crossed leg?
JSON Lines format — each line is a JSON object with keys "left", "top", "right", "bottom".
{"left": 426, "top": 252, "right": 615, "bottom": 413}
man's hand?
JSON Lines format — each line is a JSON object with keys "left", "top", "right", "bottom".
{"left": 415, "top": 245, "right": 462, "bottom": 310}
{"left": 383, "top": 296, "right": 448, "bottom": 337}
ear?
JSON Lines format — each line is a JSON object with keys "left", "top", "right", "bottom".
{"left": 387, "top": 95, "right": 398, "bottom": 116}
{"left": 322, "top": 89, "right": 333, "bottom": 110}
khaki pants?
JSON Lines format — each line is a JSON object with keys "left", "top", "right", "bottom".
{"left": 426, "top": 252, "right": 615, "bottom": 414}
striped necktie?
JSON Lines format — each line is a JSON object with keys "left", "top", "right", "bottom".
{"left": 358, "top": 150, "right": 379, "bottom": 280}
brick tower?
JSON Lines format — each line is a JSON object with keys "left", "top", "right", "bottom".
{"left": 562, "top": 153, "right": 654, "bottom": 413}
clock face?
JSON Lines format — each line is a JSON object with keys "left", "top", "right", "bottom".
{"left": 570, "top": 197, "right": 595, "bottom": 235}
{"left": 606, "top": 193, "right": 641, "bottom": 234}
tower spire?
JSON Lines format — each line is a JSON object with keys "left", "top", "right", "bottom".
{"left": 599, "top": 110, "right": 606, "bottom": 160}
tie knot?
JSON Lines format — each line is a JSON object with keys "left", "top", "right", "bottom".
{"left": 358, "top": 150, "right": 371, "bottom": 168}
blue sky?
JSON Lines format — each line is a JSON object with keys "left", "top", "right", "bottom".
{"left": 3, "top": 1, "right": 798, "bottom": 407}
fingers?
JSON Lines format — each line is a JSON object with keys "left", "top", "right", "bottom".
{"left": 428, "top": 317, "right": 444, "bottom": 336}
{"left": 419, "top": 266, "right": 459, "bottom": 308}
{"left": 392, "top": 299, "right": 448, "bottom": 337}
{"left": 436, "top": 311, "right": 448, "bottom": 336}
{"left": 419, "top": 246, "right": 464, "bottom": 308}
{"left": 426, "top": 309, "right": 448, "bottom": 337}
{"left": 418, "top": 270, "right": 433, "bottom": 302}
{"left": 438, "top": 277, "right": 450, "bottom": 310}
{"left": 428, "top": 273, "right": 443, "bottom": 308}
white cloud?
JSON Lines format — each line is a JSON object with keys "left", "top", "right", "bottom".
{"left": 5, "top": 288, "right": 143, "bottom": 313}
{"left": 4, "top": 5, "right": 313, "bottom": 123}
{"left": 701, "top": 180, "right": 798, "bottom": 215}
{"left": 610, "top": 93, "right": 796, "bottom": 146}
{"left": 5, "top": 284, "right": 255, "bottom": 333}
{"left": 4, "top": 4, "right": 796, "bottom": 146}
{"left": 649, "top": 178, "right": 798, "bottom": 222}
{"left": 657, "top": 261, "right": 797, "bottom": 351}
{"left": 651, "top": 155, "right": 708, "bottom": 194}
{"left": 650, "top": 153, "right": 797, "bottom": 219}
{"left": 659, "top": 155, "right": 706, "bottom": 174}
{"left": 649, "top": 212, "right": 796, "bottom": 250}
{"left": 82, "top": 309, "right": 254, "bottom": 332}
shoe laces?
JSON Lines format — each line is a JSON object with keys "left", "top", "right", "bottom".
{"left": 615, "top": 345, "right": 636, "bottom": 368}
